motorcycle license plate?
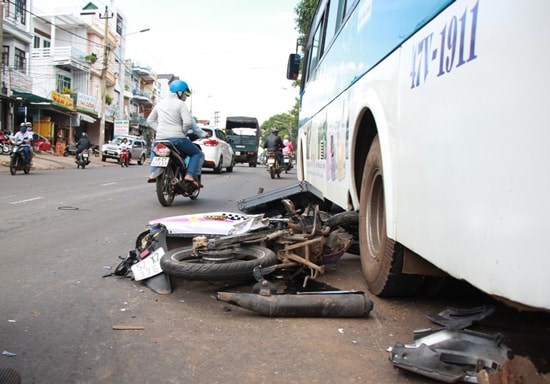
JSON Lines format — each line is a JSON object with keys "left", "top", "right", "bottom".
{"left": 131, "top": 247, "right": 165, "bottom": 281}
{"left": 235, "top": 151, "right": 241, "bottom": 155}
{"left": 151, "top": 157, "right": 169, "bottom": 167}
{"left": 267, "top": 158, "right": 275, "bottom": 165}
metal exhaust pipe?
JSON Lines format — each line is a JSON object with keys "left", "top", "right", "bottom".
{"left": 217, "top": 291, "right": 374, "bottom": 318}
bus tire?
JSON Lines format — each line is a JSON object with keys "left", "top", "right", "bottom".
{"left": 359, "top": 135, "right": 423, "bottom": 296}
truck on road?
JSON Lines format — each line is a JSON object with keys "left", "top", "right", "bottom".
{"left": 225, "top": 116, "right": 260, "bottom": 167}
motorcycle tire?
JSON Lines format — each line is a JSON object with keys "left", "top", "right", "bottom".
{"left": 9, "top": 158, "right": 16, "bottom": 175}
{"left": 270, "top": 166, "right": 275, "bottom": 179}
{"left": 156, "top": 166, "right": 176, "bottom": 206}
{"left": 160, "top": 245, "right": 278, "bottom": 281}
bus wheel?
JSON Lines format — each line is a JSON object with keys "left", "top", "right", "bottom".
{"left": 359, "top": 136, "right": 423, "bottom": 296}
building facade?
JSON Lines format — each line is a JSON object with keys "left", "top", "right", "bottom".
{"left": 0, "top": 0, "right": 160, "bottom": 152}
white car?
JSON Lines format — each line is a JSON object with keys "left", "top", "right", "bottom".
{"left": 195, "top": 127, "right": 234, "bottom": 173}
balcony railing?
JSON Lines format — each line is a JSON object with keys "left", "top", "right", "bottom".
{"left": 129, "top": 113, "right": 149, "bottom": 126}
{"left": 131, "top": 88, "right": 151, "bottom": 103}
{"left": 31, "top": 47, "right": 90, "bottom": 72}
{"left": 132, "top": 63, "right": 154, "bottom": 81}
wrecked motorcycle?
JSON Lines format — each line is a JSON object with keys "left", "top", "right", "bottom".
{"left": 113, "top": 181, "right": 372, "bottom": 317}
{"left": 150, "top": 140, "right": 202, "bottom": 206}
{"left": 117, "top": 207, "right": 354, "bottom": 291}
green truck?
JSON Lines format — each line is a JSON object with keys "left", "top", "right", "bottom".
{"left": 225, "top": 116, "right": 260, "bottom": 167}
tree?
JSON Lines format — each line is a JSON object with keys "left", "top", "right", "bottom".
{"left": 261, "top": 0, "right": 316, "bottom": 145}
{"left": 294, "top": 0, "right": 318, "bottom": 43}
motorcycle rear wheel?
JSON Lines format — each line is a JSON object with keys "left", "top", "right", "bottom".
{"left": 160, "top": 245, "right": 278, "bottom": 281}
{"left": 156, "top": 166, "right": 176, "bottom": 206}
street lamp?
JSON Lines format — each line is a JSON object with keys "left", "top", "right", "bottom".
{"left": 122, "top": 28, "right": 151, "bottom": 37}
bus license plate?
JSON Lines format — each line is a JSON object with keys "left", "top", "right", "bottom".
{"left": 151, "top": 157, "right": 169, "bottom": 167}
{"left": 131, "top": 247, "right": 165, "bottom": 281}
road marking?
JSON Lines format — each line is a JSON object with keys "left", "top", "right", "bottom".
{"left": 101, "top": 182, "right": 118, "bottom": 186}
{"left": 10, "top": 196, "right": 44, "bottom": 205}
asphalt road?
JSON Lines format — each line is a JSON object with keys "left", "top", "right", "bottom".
{"left": 0, "top": 157, "right": 548, "bottom": 384}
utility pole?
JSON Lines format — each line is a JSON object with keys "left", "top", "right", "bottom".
{"left": 98, "top": 6, "right": 113, "bottom": 146}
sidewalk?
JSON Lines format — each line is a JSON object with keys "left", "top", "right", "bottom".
{"left": 0, "top": 150, "right": 120, "bottom": 170}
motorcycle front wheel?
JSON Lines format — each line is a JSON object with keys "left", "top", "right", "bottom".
{"left": 9, "top": 157, "right": 16, "bottom": 175}
{"left": 160, "top": 245, "right": 278, "bottom": 281}
{"left": 156, "top": 166, "right": 175, "bottom": 206}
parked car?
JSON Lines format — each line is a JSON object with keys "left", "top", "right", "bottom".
{"left": 32, "top": 133, "right": 52, "bottom": 151}
{"left": 101, "top": 135, "right": 147, "bottom": 165}
{"left": 194, "top": 127, "right": 234, "bottom": 173}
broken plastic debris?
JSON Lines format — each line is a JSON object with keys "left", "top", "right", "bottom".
{"left": 427, "top": 305, "right": 495, "bottom": 329}
{"left": 2, "top": 351, "right": 17, "bottom": 357}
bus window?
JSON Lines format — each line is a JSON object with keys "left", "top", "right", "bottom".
{"left": 307, "top": 14, "right": 326, "bottom": 81}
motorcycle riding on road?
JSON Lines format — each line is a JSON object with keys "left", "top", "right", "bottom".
{"left": 9, "top": 137, "right": 31, "bottom": 175}
{"left": 76, "top": 149, "right": 91, "bottom": 169}
{"left": 266, "top": 150, "right": 282, "bottom": 179}
{"left": 149, "top": 139, "right": 202, "bottom": 206}
{"left": 119, "top": 138, "right": 131, "bottom": 167}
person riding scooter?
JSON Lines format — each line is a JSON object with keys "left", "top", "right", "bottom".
{"left": 75, "top": 132, "right": 91, "bottom": 162}
{"left": 263, "top": 128, "right": 285, "bottom": 167}
{"left": 12, "top": 123, "right": 32, "bottom": 167}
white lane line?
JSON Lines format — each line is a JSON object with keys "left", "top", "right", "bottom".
{"left": 101, "top": 182, "right": 118, "bottom": 186}
{"left": 10, "top": 196, "right": 45, "bottom": 205}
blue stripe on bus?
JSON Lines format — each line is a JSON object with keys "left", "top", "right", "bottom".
{"left": 302, "top": 0, "right": 454, "bottom": 116}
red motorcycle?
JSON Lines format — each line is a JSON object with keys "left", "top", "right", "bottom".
{"left": 119, "top": 148, "right": 129, "bottom": 167}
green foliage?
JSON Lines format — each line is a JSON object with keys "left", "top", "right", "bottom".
{"left": 261, "top": 0, "right": 316, "bottom": 144}
{"left": 261, "top": 98, "right": 299, "bottom": 145}
{"left": 105, "top": 94, "right": 113, "bottom": 105}
{"left": 294, "top": 0, "right": 318, "bottom": 44}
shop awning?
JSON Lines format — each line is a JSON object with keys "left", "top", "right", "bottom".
{"left": 12, "top": 91, "right": 75, "bottom": 116}
{"left": 78, "top": 113, "right": 96, "bottom": 123}
{"left": 12, "top": 91, "right": 53, "bottom": 104}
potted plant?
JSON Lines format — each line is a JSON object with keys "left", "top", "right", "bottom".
{"left": 85, "top": 53, "right": 97, "bottom": 64}
{"left": 105, "top": 94, "right": 112, "bottom": 105}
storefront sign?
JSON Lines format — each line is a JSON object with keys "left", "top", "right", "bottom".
{"left": 114, "top": 120, "right": 129, "bottom": 136}
{"left": 50, "top": 91, "right": 74, "bottom": 110}
{"left": 76, "top": 93, "right": 99, "bottom": 115}
{"left": 10, "top": 69, "right": 32, "bottom": 93}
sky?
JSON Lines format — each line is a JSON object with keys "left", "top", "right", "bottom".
{"left": 35, "top": 0, "right": 302, "bottom": 125}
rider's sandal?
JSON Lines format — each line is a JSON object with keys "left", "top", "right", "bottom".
{"left": 184, "top": 177, "right": 200, "bottom": 188}
{"left": 147, "top": 177, "right": 156, "bottom": 183}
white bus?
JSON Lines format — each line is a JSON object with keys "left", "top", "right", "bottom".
{"left": 288, "top": 0, "right": 550, "bottom": 311}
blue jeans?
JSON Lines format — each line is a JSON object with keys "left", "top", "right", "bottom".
{"left": 21, "top": 144, "right": 30, "bottom": 165}
{"left": 150, "top": 137, "right": 204, "bottom": 178}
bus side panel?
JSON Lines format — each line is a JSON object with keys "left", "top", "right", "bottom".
{"left": 395, "top": 0, "right": 550, "bottom": 309}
